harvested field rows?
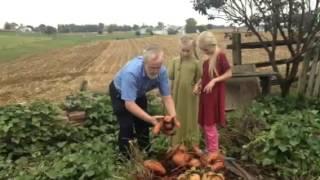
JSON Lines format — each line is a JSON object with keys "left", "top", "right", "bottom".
{"left": 0, "top": 33, "right": 291, "bottom": 105}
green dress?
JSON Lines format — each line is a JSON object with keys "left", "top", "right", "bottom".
{"left": 168, "top": 56, "right": 202, "bottom": 145}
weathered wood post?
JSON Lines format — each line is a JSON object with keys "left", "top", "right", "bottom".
{"left": 232, "top": 33, "right": 242, "bottom": 65}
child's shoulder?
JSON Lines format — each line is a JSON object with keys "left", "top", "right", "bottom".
{"left": 171, "top": 56, "right": 180, "bottom": 61}
{"left": 216, "top": 51, "right": 231, "bottom": 68}
{"left": 217, "top": 51, "right": 228, "bottom": 62}
{"left": 216, "top": 49, "right": 226, "bottom": 58}
{"left": 191, "top": 58, "right": 200, "bottom": 68}
{"left": 167, "top": 56, "right": 179, "bottom": 67}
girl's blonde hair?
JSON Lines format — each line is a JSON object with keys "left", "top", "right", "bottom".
{"left": 197, "top": 31, "right": 220, "bottom": 78}
{"left": 180, "top": 35, "right": 199, "bottom": 59}
{"left": 180, "top": 35, "right": 194, "bottom": 46}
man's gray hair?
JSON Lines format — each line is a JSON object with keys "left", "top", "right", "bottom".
{"left": 142, "top": 44, "right": 163, "bottom": 62}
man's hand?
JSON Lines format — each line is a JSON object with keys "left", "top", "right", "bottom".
{"left": 151, "top": 116, "right": 165, "bottom": 135}
{"left": 125, "top": 101, "right": 159, "bottom": 125}
{"left": 152, "top": 115, "right": 180, "bottom": 135}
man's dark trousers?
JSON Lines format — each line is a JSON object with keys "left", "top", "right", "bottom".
{"left": 109, "top": 81, "right": 151, "bottom": 158}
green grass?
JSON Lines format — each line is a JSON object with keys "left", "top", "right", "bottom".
{"left": 0, "top": 31, "right": 143, "bottom": 62}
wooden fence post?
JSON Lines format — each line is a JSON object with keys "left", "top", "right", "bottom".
{"left": 312, "top": 48, "right": 320, "bottom": 97}
{"left": 232, "top": 33, "right": 242, "bottom": 65}
{"left": 306, "top": 48, "right": 320, "bottom": 97}
{"left": 298, "top": 52, "right": 312, "bottom": 94}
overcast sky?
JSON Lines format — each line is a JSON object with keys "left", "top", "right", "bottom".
{"left": 0, "top": 0, "right": 227, "bottom": 28}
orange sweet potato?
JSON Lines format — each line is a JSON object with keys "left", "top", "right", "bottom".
{"left": 188, "top": 158, "right": 202, "bottom": 168}
{"left": 143, "top": 160, "right": 166, "bottom": 176}
{"left": 172, "top": 151, "right": 191, "bottom": 167}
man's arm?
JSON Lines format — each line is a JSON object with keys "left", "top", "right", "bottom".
{"left": 124, "top": 101, "right": 158, "bottom": 125}
{"left": 119, "top": 72, "right": 158, "bottom": 125}
{"left": 161, "top": 95, "right": 176, "bottom": 117}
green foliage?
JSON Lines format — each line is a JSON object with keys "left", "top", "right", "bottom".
{"left": 149, "top": 136, "right": 170, "bottom": 159}
{"left": 98, "top": 23, "right": 104, "bottom": 34}
{"left": 3, "top": 90, "right": 320, "bottom": 179}
{"left": 243, "top": 96, "right": 320, "bottom": 178}
{"left": 44, "top": 26, "right": 57, "bottom": 35}
{"left": 167, "top": 28, "right": 179, "bottom": 35}
{"left": 146, "top": 28, "right": 154, "bottom": 35}
{"left": 223, "top": 96, "right": 320, "bottom": 179}
{"left": 147, "top": 93, "right": 164, "bottom": 116}
{"left": 185, "top": 18, "right": 198, "bottom": 33}
{"left": 1, "top": 136, "right": 119, "bottom": 180}
{"left": 63, "top": 92, "right": 118, "bottom": 141}
{"left": 135, "top": 31, "right": 141, "bottom": 36}
{"left": 0, "top": 101, "right": 84, "bottom": 161}
{"left": 197, "top": 25, "right": 208, "bottom": 32}
{"left": 0, "top": 91, "right": 171, "bottom": 179}
{"left": 0, "top": 92, "right": 121, "bottom": 179}
{"left": 245, "top": 111, "right": 320, "bottom": 178}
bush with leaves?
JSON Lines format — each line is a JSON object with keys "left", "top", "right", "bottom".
{"left": 1, "top": 136, "right": 120, "bottom": 180}
{"left": 0, "top": 91, "right": 183, "bottom": 179}
{"left": 0, "top": 92, "right": 123, "bottom": 179}
{"left": 0, "top": 101, "right": 84, "bottom": 161}
{"left": 244, "top": 110, "right": 320, "bottom": 178}
{"left": 63, "top": 92, "right": 118, "bottom": 144}
{"left": 147, "top": 93, "right": 164, "bottom": 116}
{"left": 223, "top": 96, "right": 320, "bottom": 179}
{"left": 243, "top": 96, "right": 320, "bottom": 178}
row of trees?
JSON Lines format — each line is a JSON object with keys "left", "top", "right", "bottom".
{"left": 4, "top": 22, "right": 57, "bottom": 35}
{"left": 4, "top": 20, "right": 226, "bottom": 35}
{"left": 185, "top": 18, "right": 226, "bottom": 33}
{"left": 4, "top": 22, "right": 19, "bottom": 30}
{"left": 57, "top": 23, "right": 104, "bottom": 34}
{"left": 105, "top": 19, "right": 221, "bottom": 35}
{"left": 57, "top": 23, "right": 161, "bottom": 34}
{"left": 34, "top": 24, "right": 57, "bottom": 34}
{"left": 4, "top": 22, "right": 104, "bottom": 35}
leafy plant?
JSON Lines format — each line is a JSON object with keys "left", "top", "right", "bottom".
{"left": 0, "top": 101, "right": 84, "bottom": 161}
{"left": 223, "top": 96, "right": 320, "bottom": 179}
{"left": 63, "top": 92, "right": 118, "bottom": 143}
{"left": 245, "top": 110, "right": 320, "bottom": 178}
{"left": 1, "top": 136, "right": 120, "bottom": 180}
{"left": 0, "top": 92, "right": 122, "bottom": 179}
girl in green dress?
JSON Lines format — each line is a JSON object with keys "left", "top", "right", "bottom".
{"left": 168, "top": 35, "right": 201, "bottom": 146}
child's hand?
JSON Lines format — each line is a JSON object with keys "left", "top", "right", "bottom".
{"left": 164, "top": 115, "right": 181, "bottom": 128}
{"left": 173, "top": 117, "right": 181, "bottom": 128}
{"left": 203, "top": 79, "right": 216, "bottom": 94}
{"left": 193, "top": 84, "right": 201, "bottom": 95}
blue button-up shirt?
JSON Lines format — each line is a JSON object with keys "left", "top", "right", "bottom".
{"left": 113, "top": 56, "right": 170, "bottom": 101}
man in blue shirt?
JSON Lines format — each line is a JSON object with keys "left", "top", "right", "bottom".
{"left": 109, "top": 45, "right": 178, "bottom": 157}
